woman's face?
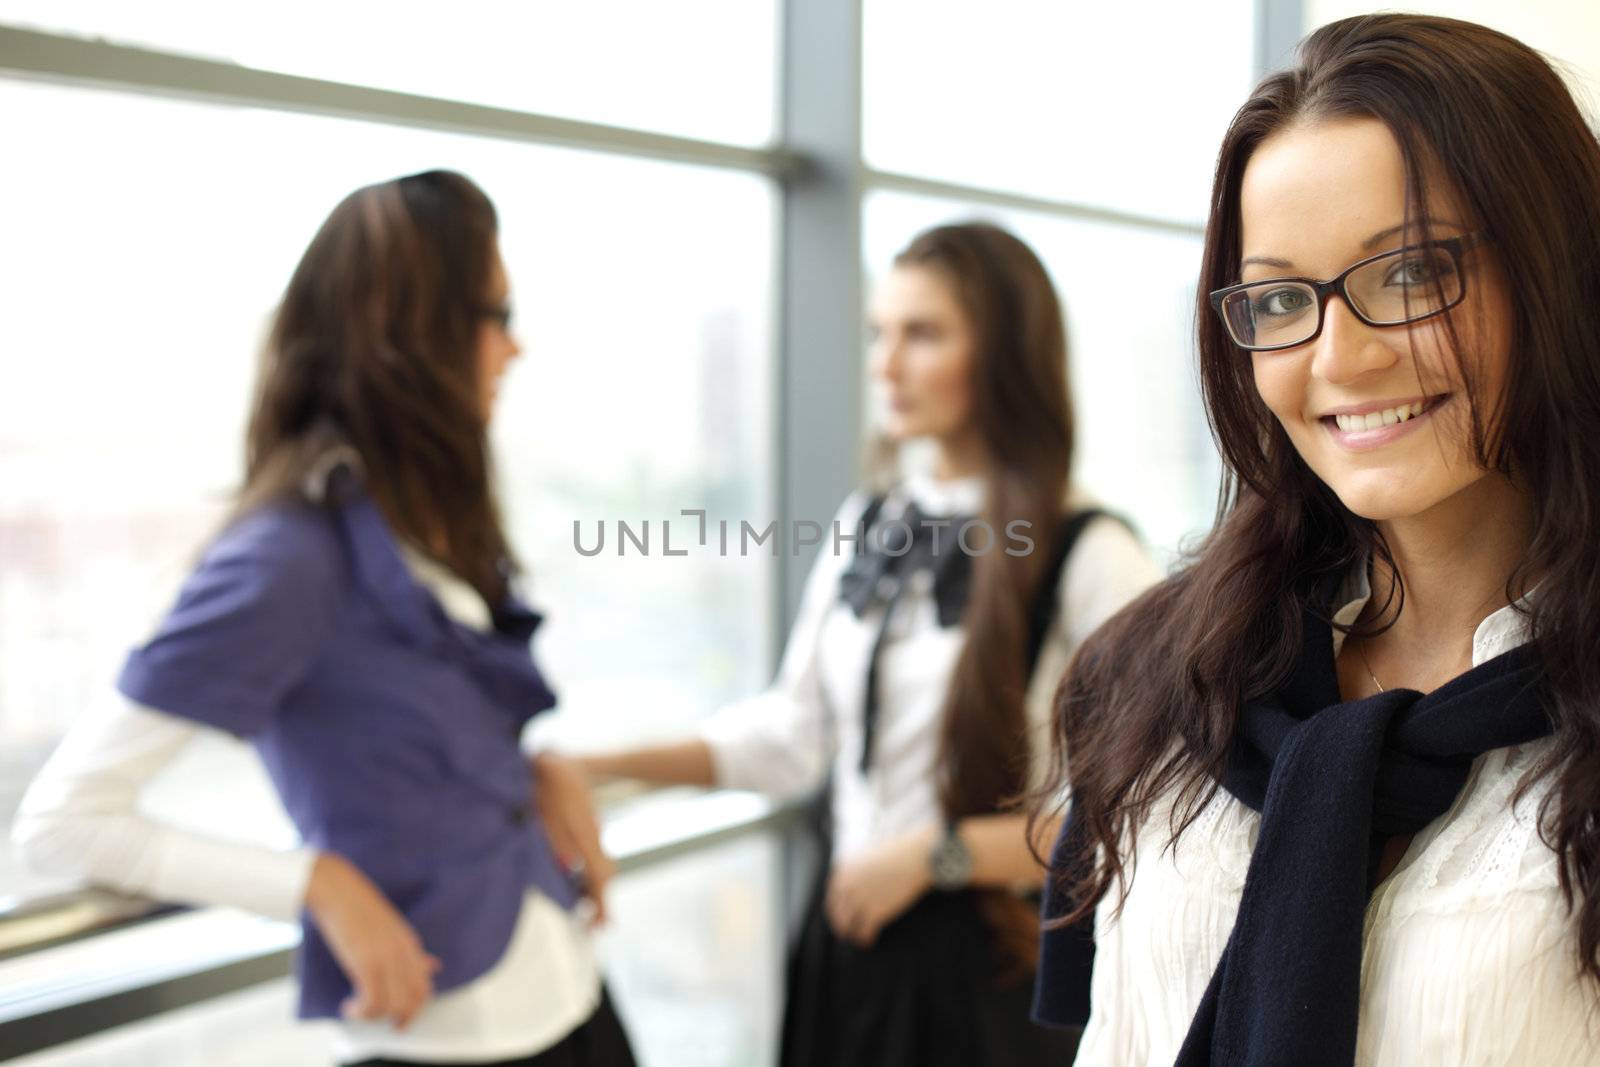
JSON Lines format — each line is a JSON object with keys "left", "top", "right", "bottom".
{"left": 867, "top": 264, "right": 977, "bottom": 445}
{"left": 1240, "top": 117, "right": 1514, "bottom": 522}
{"left": 475, "top": 245, "right": 522, "bottom": 423}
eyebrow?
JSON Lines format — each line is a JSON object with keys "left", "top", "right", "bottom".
{"left": 1240, "top": 217, "right": 1469, "bottom": 272}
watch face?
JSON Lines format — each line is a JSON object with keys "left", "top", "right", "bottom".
{"left": 931, "top": 833, "right": 972, "bottom": 888}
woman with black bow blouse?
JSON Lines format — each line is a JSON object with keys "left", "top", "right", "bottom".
{"left": 576, "top": 222, "right": 1158, "bottom": 1066}
{"left": 1034, "top": 15, "right": 1600, "bottom": 1066}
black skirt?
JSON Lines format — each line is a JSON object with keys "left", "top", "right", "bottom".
{"left": 346, "top": 985, "right": 637, "bottom": 1067}
{"left": 779, "top": 879, "right": 1082, "bottom": 1067}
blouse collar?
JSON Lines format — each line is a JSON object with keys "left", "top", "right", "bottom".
{"left": 302, "top": 443, "right": 364, "bottom": 504}
{"left": 900, "top": 472, "right": 986, "bottom": 517}
{"left": 308, "top": 449, "right": 544, "bottom": 642}
{"left": 1330, "top": 563, "right": 1536, "bottom": 667}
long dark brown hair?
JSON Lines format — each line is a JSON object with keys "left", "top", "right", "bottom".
{"left": 239, "top": 169, "right": 514, "bottom": 604}
{"left": 888, "top": 222, "right": 1074, "bottom": 977}
{"left": 1037, "top": 14, "right": 1600, "bottom": 985}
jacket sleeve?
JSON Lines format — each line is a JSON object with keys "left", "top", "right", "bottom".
{"left": 116, "top": 504, "right": 347, "bottom": 738}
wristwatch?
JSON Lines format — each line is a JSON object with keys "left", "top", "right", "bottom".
{"left": 928, "top": 820, "right": 973, "bottom": 890}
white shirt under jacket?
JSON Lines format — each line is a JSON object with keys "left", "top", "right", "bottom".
{"left": 1075, "top": 569, "right": 1600, "bottom": 1067}
{"left": 696, "top": 474, "right": 1162, "bottom": 866}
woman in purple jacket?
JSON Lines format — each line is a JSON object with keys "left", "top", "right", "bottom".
{"left": 15, "top": 170, "right": 637, "bottom": 1066}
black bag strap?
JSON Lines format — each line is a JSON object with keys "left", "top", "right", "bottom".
{"left": 854, "top": 493, "right": 888, "bottom": 540}
{"left": 845, "top": 498, "right": 1128, "bottom": 681}
{"left": 1024, "top": 507, "right": 1126, "bottom": 678}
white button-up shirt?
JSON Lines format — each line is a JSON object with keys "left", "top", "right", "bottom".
{"left": 698, "top": 476, "right": 1161, "bottom": 864}
{"left": 1075, "top": 569, "right": 1600, "bottom": 1066}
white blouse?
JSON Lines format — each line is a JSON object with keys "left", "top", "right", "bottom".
{"left": 13, "top": 545, "right": 600, "bottom": 1064}
{"left": 697, "top": 475, "right": 1162, "bottom": 865}
{"left": 1077, "top": 574, "right": 1600, "bottom": 1066}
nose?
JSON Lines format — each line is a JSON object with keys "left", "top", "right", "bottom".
{"left": 1308, "top": 295, "right": 1398, "bottom": 385}
{"left": 869, "top": 333, "right": 902, "bottom": 383}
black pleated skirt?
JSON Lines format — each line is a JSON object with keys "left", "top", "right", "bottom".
{"left": 346, "top": 986, "right": 637, "bottom": 1067}
{"left": 779, "top": 881, "right": 1083, "bottom": 1067}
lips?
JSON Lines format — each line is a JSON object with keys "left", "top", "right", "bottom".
{"left": 1320, "top": 393, "right": 1452, "bottom": 451}
{"left": 1335, "top": 401, "right": 1419, "bottom": 432}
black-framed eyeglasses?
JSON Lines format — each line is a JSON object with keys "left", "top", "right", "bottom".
{"left": 478, "top": 302, "right": 514, "bottom": 332}
{"left": 1208, "top": 231, "right": 1489, "bottom": 352}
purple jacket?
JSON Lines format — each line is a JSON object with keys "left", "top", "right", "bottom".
{"left": 117, "top": 484, "right": 579, "bottom": 1019}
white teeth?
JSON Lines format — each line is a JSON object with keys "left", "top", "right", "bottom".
{"left": 1334, "top": 400, "right": 1429, "bottom": 433}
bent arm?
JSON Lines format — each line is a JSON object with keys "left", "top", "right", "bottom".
{"left": 962, "top": 811, "right": 1064, "bottom": 890}
{"left": 12, "top": 698, "right": 316, "bottom": 922}
{"left": 578, "top": 493, "right": 870, "bottom": 798}
{"left": 576, "top": 740, "right": 715, "bottom": 788}
{"left": 890, "top": 812, "right": 1063, "bottom": 891}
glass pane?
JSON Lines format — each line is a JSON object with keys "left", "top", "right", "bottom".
{"left": 7, "top": 832, "right": 788, "bottom": 1066}
{"left": 864, "top": 190, "right": 1219, "bottom": 562}
{"left": 0, "top": 77, "right": 777, "bottom": 899}
{"left": 601, "top": 832, "right": 785, "bottom": 1067}
{"left": 2, "top": 0, "right": 778, "bottom": 147}
{"left": 863, "top": 0, "right": 1257, "bottom": 224}
{"left": 6, "top": 977, "right": 334, "bottom": 1066}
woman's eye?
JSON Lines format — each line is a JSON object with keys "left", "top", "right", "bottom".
{"left": 1252, "top": 287, "right": 1312, "bottom": 317}
{"left": 1384, "top": 253, "right": 1453, "bottom": 287}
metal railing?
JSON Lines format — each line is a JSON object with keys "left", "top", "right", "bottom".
{"left": 0, "top": 788, "right": 812, "bottom": 1061}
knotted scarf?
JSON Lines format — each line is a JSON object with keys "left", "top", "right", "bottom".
{"left": 1038, "top": 586, "right": 1553, "bottom": 1066}
{"left": 1177, "top": 595, "right": 1550, "bottom": 1065}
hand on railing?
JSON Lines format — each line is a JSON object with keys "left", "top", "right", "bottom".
{"left": 531, "top": 751, "right": 617, "bottom": 926}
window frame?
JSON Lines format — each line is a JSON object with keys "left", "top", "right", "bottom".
{"left": 0, "top": 0, "right": 1301, "bottom": 1049}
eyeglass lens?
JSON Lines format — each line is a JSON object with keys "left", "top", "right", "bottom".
{"left": 1221, "top": 245, "right": 1463, "bottom": 349}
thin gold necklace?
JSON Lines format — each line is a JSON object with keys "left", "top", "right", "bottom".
{"left": 1357, "top": 639, "right": 1386, "bottom": 694}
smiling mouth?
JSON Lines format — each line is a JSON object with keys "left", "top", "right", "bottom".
{"left": 1320, "top": 394, "right": 1450, "bottom": 434}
